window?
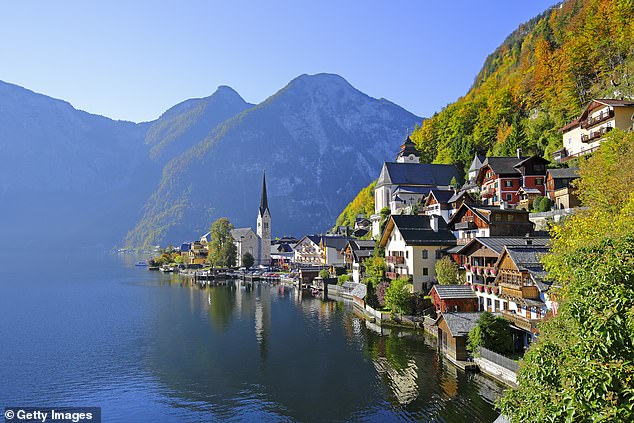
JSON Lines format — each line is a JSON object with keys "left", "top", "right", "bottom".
{"left": 504, "top": 180, "right": 513, "bottom": 187}
{"left": 495, "top": 214, "right": 502, "bottom": 222}
{"left": 435, "top": 250, "right": 442, "bottom": 259}
{"left": 422, "top": 250, "right": 428, "bottom": 259}
{"left": 423, "top": 268, "right": 428, "bottom": 276}
{"left": 505, "top": 193, "right": 512, "bottom": 201}
{"left": 507, "top": 214, "right": 514, "bottom": 222}
{"left": 405, "top": 251, "right": 409, "bottom": 259}
{"left": 535, "top": 178, "right": 544, "bottom": 185}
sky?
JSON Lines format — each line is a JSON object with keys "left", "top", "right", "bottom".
{"left": 0, "top": 0, "right": 558, "bottom": 123}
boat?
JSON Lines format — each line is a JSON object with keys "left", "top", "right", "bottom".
{"left": 135, "top": 261, "right": 147, "bottom": 267}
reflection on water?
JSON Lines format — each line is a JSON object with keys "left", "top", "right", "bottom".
{"left": 0, "top": 253, "right": 506, "bottom": 422}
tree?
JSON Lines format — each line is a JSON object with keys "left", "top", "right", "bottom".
{"left": 435, "top": 257, "right": 464, "bottom": 285}
{"left": 363, "top": 256, "right": 386, "bottom": 286}
{"left": 242, "top": 252, "right": 254, "bottom": 269}
{"left": 384, "top": 277, "right": 412, "bottom": 315}
{"left": 319, "top": 269, "right": 330, "bottom": 279}
{"left": 531, "top": 195, "right": 552, "bottom": 212}
{"left": 208, "top": 217, "right": 237, "bottom": 268}
{"left": 497, "top": 130, "right": 634, "bottom": 422}
{"left": 467, "top": 311, "right": 513, "bottom": 356}
{"left": 376, "top": 281, "right": 390, "bottom": 307}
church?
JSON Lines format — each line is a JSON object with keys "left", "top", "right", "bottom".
{"left": 231, "top": 173, "right": 272, "bottom": 267}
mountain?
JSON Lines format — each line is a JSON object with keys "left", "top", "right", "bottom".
{"left": 144, "top": 86, "right": 253, "bottom": 163}
{"left": 124, "top": 73, "right": 422, "bottom": 246}
{"left": 335, "top": 0, "right": 634, "bottom": 227}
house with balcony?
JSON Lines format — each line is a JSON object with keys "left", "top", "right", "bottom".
{"left": 495, "top": 245, "right": 553, "bottom": 348}
{"left": 455, "top": 236, "right": 550, "bottom": 313}
{"left": 422, "top": 189, "right": 455, "bottom": 222}
{"left": 554, "top": 99, "right": 634, "bottom": 163}
{"left": 184, "top": 240, "right": 208, "bottom": 265}
{"left": 545, "top": 167, "right": 580, "bottom": 209}
{"left": 371, "top": 136, "right": 463, "bottom": 237}
{"left": 379, "top": 214, "right": 456, "bottom": 292}
{"left": 447, "top": 203, "right": 535, "bottom": 247}
{"left": 342, "top": 239, "right": 375, "bottom": 283}
{"left": 294, "top": 235, "right": 324, "bottom": 266}
{"left": 476, "top": 152, "right": 549, "bottom": 207}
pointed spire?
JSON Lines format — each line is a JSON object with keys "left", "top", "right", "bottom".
{"left": 259, "top": 171, "right": 269, "bottom": 216}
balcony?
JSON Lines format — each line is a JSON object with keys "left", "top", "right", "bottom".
{"left": 581, "top": 109, "right": 614, "bottom": 129}
{"left": 386, "top": 255, "right": 405, "bottom": 264}
{"left": 500, "top": 283, "right": 540, "bottom": 300}
{"left": 455, "top": 220, "right": 477, "bottom": 230}
{"left": 581, "top": 126, "right": 613, "bottom": 143}
{"left": 501, "top": 310, "right": 541, "bottom": 333}
{"left": 386, "top": 272, "right": 398, "bottom": 280}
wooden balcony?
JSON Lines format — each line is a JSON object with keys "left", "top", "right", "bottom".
{"left": 501, "top": 310, "right": 541, "bottom": 333}
{"left": 455, "top": 220, "right": 477, "bottom": 230}
{"left": 386, "top": 271, "right": 398, "bottom": 280}
{"left": 386, "top": 255, "right": 405, "bottom": 264}
{"left": 500, "top": 283, "right": 540, "bottom": 300}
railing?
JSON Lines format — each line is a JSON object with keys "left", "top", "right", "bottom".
{"left": 581, "top": 109, "right": 614, "bottom": 129}
{"left": 581, "top": 126, "right": 612, "bottom": 143}
{"left": 478, "top": 347, "right": 519, "bottom": 373}
{"left": 501, "top": 310, "right": 540, "bottom": 333}
{"left": 386, "top": 255, "right": 405, "bottom": 264}
{"left": 386, "top": 272, "right": 399, "bottom": 280}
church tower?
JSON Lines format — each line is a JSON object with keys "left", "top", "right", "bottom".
{"left": 395, "top": 136, "right": 421, "bottom": 163}
{"left": 256, "top": 172, "right": 271, "bottom": 265}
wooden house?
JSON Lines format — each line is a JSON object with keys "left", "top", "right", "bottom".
{"left": 436, "top": 312, "right": 482, "bottom": 361}
{"left": 429, "top": 285, "right": 478, "bottom": 313}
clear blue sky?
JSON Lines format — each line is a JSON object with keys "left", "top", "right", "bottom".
{"left": 0, "top": 0, "right": 557, "bottom": 122}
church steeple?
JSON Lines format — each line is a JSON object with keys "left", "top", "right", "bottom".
{"left": 259, "top": 172, "right": 270, "bottom": 217}
{"left": 396, "top": 136, "right": 421, "bottom": 163}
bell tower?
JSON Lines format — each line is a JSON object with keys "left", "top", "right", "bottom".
{"left": 256, "top": 172, "right": 271, "bottom": 265}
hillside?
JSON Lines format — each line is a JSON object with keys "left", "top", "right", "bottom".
{"left": 335, "top": 0, "right": 634, "bottom": 226}
{"left": 124, "top": 73, "right": 422, "bottom": 247}
{"left": 411, "top": 0, "right": 634, "bottom": 170}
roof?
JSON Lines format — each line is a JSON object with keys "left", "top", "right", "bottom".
{"left": 468, "top": 153, "right": 486, "bottom": 173}
{"left": 447, "top": 203, "right": 530, "bottom": 226}
{"left": 377, "top": 162, "right": 462, "bottom": 188}
{"left": 432, "top": 285, "right": 477, "bottom": 300}
{"left": 448, "top": 190, "right": 474, "bottom": 204}
{"left": 258, "top": 172, "right": 270, "bottom": 217}
{"left": 547, "top": 167, "right": 579, "bottom": 179}
{"left": 380, "top": 214, "right": 456, "bottom": 247}
{"left": 396, "top": 136, "right": 420, "bottom": 160}
{"left": 440, "top": 312, "right": 482, "bottom": 337}
{"left": 321, "top": 235, "right": 352, "bottom": 250}
{"left": 350, "top": 239, "right": 376, "bottom": 249}
{"left": 499, "top": 245, "right": 552, "bottom": 291}
{"left": 231, "top": 227, "right": 256, "bottom": 241}
{"left": 427, "top": 189, "right": 455, "bottom": 204}
{"left": 352, "top": 228, "right": 369, "bottom": 238}
{"left": 297, "top": 235, "right": 322, "bottom": 247}
{"left": 393, "top": 186, "right": 433, "bottom": 195}
{"left": 518, "top": 187, "right": 542, "bottom": 195}
{"left": 513, "top": 155, "right": 550, "bottom": 169}
{"left": 457, "top": 236, "right": 551, "bottom": 256}
{"left": 481, "top": 156, "right": 525, "bottom": 176}
{"left": 353, "top": 249, "right": 374, "bottom": 261}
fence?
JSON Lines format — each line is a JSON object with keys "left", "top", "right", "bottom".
{"left": 478, "top": 347, "right": 519, "bottom": 373}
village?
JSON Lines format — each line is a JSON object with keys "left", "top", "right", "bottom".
{"left": 145, "top": 98, "right": 634, "bottom": 387}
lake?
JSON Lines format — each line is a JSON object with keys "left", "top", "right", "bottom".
{"left": 0, "top": 252, "right": 505, "bottom": 422}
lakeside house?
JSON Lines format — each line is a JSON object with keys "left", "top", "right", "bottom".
{"left": 341, "top": 239, "right": 375, "bottom": 283}
{"left": 294, "top": 235, "right": 352, "bottom": 267}
{"left": 436, "top": 312, "right": 482, "bottom": 361}
{"left": 379, "top": 214, "right": 456, "bottom": 292}
{"left": 429, "top": 285, "right": 478, "bottom": 313}
{"left": 554, "top": 99, "right": 634, "bottom": 163}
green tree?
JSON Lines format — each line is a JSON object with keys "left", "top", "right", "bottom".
{"left": 384, "top": 277, "right": 412, "bottom": 315}
{"left": 497, "top": 130, "right": 634, "bottom": 422}
{"left": 319, "top": 269, "right": 330, "bottom": 279}
{"left": 337, "top": 274, "right": 349, "bottom": 285}
{"left": 435, "top": 257, "right": 465, "bottom": 285}
{"left": 531, "top": 195, "right": 553, "bottom": 212}
{"left": 467, "top": 311, "right": 513, "bottom": 356}
{"left": 208, "top": 217, "right": 237, "bottom": 268}
{"left": 242, "top": 252, "right": 254, "bottom": 269}
{"left": 363, "top": 256, "right": 386, "bottom": 286}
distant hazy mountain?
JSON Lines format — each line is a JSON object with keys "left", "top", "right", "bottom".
{"left": 145, "top": 86, "right": 253, "bottom": 163}
{"left": 125, "top": 73, "right": 422, "bottom": 246}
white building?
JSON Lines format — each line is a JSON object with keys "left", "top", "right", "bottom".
{"left": 232, "top": 173, "right": 272, "bottom": 267}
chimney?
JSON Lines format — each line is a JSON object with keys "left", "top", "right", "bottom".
{"left": 516, "top": 148, "right": 522, "bottom": 159}
{"left": 430, "top": 215, "right": 439, "bottom": 232}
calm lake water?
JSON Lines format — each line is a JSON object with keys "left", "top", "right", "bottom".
{"left": 0, "top": 252, "right": 505, "bottom": 422}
